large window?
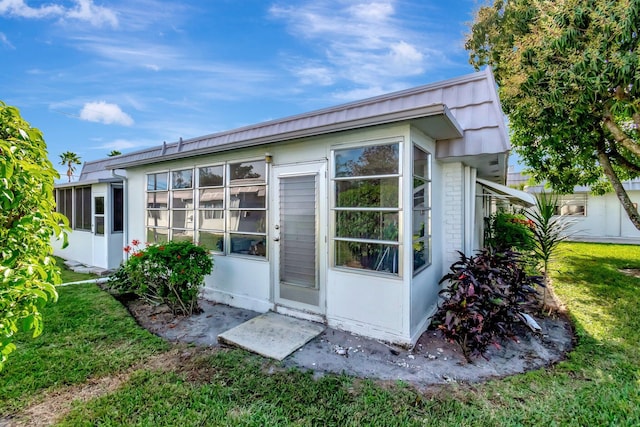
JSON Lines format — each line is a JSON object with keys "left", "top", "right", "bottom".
{"left": 74, "top": 187, "right": 91, "bottom": 231}
{"left": 333, "top": 142, "right": 400, "bottom": 275}
{"left": 56, "top": 188, "right": 73, "bottom": 227}
{"left": 412, "top": 145, "right": 431, "bottom": 273}
{"left": 146, "top": 160, "right": 267, "bottom": 258}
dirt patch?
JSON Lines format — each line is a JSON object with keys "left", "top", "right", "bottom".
{"left": 620, "top": 268, "right": 640, "bottom": 279}
{"left": 5, "top": 348, "right": 193, "bottom": 427}
{"left": 122, "top": 294, "right": 574, "bottom": 389}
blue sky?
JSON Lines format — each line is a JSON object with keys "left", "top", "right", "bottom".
{"left": 1, "top": 0, "right": 484, "bottom": 181}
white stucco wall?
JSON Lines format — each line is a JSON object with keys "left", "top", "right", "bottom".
{"left": 53, "top": 229, "right": 94, "bottom": 266}
{"left": 565, "top": 191, "right": 640, "bottom": 240}
{"left": 408, "top": 127, "right": 444, "bottom": 341}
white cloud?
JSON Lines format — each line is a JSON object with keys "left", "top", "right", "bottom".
{"left": 0, "top": 32, "right": 14, "bottom": 49}
{"left": 293, "top": 64, "right": 335, "bottom": 86}
{"left": 348, "top": 2, "right": 394, "bottom": 22}
{"left": 79, "top": 101, "right": 134, "bottom": 126}
{"left": 0, "top": 0, "right": 117, "bottom": 27}
{"left": 66, "top": 0, "right": 118, "bottom": 28}
{"left": 0, "top": 0, "right": 63, "bottom": 18}
{"left": 388, "top": 41, "right": 423, "bottom": 72}
{"left": 270, "top": 0, "right": 429, "bottom": 96}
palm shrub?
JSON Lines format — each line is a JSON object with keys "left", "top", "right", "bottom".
{"left": 109, "top": 240, "right": 213, "bottom": 315}
{"left": 525, "top": 192, "right": 576, "bottom": 307}
{"left": 433, "top": 248, "right": 543, "bottom": 361}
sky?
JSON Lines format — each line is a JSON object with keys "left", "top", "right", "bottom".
{"left": 1, "top": 0, "right": 486, "bottom": 181}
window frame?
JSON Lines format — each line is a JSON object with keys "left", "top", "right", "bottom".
{"left": 94, "top": 195, "right": 105, "bottom": 235}
{"left": 74, "top": 186, "right": 92, "bottom": 231}
{"left": 412, "top": 144, "right": 432, "bottom": 275}
{"left": 112, "top": 185, "right": 124, "bottom": 233}
{"left": 226, "top": 159, "right": 268, "bottom": 258}
{"left": 56, "top": 188, "right": 74, "bottom": 228}
{"left": 331, "top": 139, "right": 402, "bottom": 276}
{"left": 145, "top": 159, "right": 268, "bottom": 259}
{"left": 146, "top": 171, "right": 170, "bottom": 243}
{"left": 197, "top": 164, "right": 226, "bottom": 254}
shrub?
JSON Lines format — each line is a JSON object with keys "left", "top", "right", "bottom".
{"left": 1, "top": 102, "right": 68, "bottom": 370}
{"left": 485, "top": 211, "right": 535, "bottom": 252}
{"left": 433, "top": 248, "right": 543, "bottom": 361}
{"left": 109, "top": 240, "right": 213, "bottom": 315}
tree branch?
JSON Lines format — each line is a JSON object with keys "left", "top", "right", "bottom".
{"left": 602, "top": 111, "right": 640, "bottom": 159}
{"left": 608, "top": 144, "right": 640, "bottom": 174}
{"left": 597, "top": 144, "right": 640, "bottom": 231}
{"left": 602, "top": 109, "right": 640, "bottom": 157}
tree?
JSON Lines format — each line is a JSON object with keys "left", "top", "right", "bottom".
{"left": 107, "top": 150, "right": 122, "bottom": 157}
{"left": 466, "top": 0, "right": 640, "bottom": 230}
{"left": 59, "top": 151, "right": 81, "bottom": 182}
{"left": 0, "top": 102, "right": 68, "bottom": 370}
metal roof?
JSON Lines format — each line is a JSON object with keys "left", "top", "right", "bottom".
{"left": 65, "top": 68, "right": 510, "bottom": 185}
{"left": 102, "top": 68, "right": 508, "bottom": 172}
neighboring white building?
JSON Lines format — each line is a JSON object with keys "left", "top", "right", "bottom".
{"left": 54, "top": 69, "right": 532, "bottom": 345}
{"left": 507, "top": 172, "right": 640, "bottom": 243}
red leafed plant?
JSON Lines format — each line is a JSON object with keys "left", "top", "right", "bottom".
{"left": 433, "top": 248, "right": 543, "bottom": 361}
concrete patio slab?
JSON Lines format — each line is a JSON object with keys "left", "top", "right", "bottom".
{"left": 218, "top": 311, "right": 325, "bottom": 361}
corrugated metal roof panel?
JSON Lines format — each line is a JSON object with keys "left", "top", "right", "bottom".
{"left": 67, "top": 69, "right": 508, "bottom": 178}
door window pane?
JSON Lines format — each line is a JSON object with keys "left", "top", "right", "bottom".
{"left": 113, "top": 187, "right": 123, "bottom": 232}
{"left": 95, "top": 217, "right": 105, "bottom": 235}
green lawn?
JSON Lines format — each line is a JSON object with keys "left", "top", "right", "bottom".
{"left": 3, "top": 243, "right": 639, "bottom": 426}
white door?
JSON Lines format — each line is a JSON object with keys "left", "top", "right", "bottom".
{"left": 92, "top": 193, "right": 107, "bottom": 267}
{"left": 271, "top": 161, "right": 326, "bottom": 314}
